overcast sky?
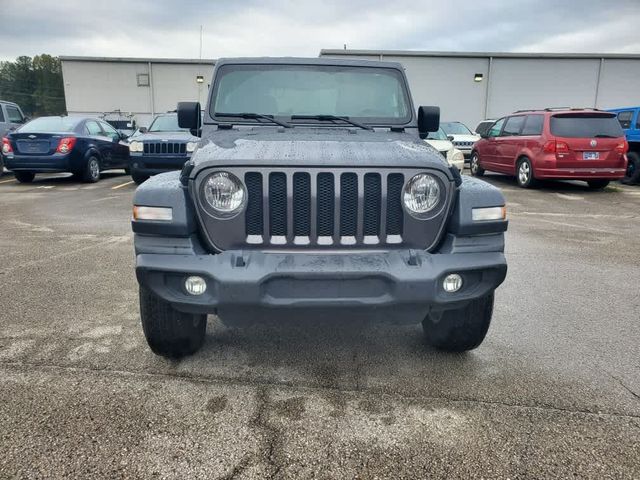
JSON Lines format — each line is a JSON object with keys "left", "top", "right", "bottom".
{"left": 1, "top": 0, "right": 639, "bottom": 61}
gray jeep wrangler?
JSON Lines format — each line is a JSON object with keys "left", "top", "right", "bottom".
{"left": 132, "top": 57, "right": 508, "bottom": 358}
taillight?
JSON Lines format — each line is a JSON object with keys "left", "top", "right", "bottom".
{"left": 555, "top": 141, "right": 569, "bottom": 154}
{"left": 1, "top": 137, "right": 12, "bottom": 154}
{"left": 542, "top": 140, "right": 556, "bottom": 153}
{"left": 615, "top": 140, "right": 629, "bottom": 155}
{"left": 542, "top": 140, "right": 569, "bottom": 154}
{"left": 56, "top": 137, "right": 77, "bottom": 154}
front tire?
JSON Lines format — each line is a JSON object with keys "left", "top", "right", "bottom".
{"left": 139, "top": 286, "right": 207, "bottom": 358}
{"left": 14, "top": 171, "right": 35, "bottom": 183}
{"left": 470, "top": 152, "right": 484, "bottom": 176}
{"left": 131, "top": 170, "right": 149, "bottom": 185}
{"left": 516, "top": 157, "right": 536, "bottom": 188}
{"left": 83, "top": 156, "right": 101, "bottom": 183}
{"left": 422, "top": 293, "right": 494, "bottom": 352}
{"left": 621, "top": 151, "right": 639, "bottom": 185}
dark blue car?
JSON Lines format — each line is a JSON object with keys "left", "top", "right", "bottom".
{"left": 127, "top": 113, "right": 199, "bottom": 184}
{"left": 2, "top": 116, "right": 130, "bottom": 183}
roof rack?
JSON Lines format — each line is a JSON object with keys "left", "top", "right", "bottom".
{"left": 543, "top": 106, "right": 601, "bottom": 111}
{"left": 512, "top": 107, "right": 602, "bottom": 113}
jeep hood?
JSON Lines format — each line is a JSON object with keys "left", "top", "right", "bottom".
{"left": 191, "top": 127, "right": 452, "bottom": 172}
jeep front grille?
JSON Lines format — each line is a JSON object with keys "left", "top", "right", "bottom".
{"left": 195, "top": 167, "right": 454, "bottom": 252}
{"left": 243, "top": 170, "right": 404, "bottom": 246}
{"left": 143, "top": 142, "right": 187, "bottom": 155}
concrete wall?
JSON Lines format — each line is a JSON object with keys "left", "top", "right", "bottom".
{"left": 61, "top": 58, "right": 214, "bottom": 126}
{"left": 62, "top": 53, "right": 640, "bottom": 130}
{"left": 320, "top": 51, "right": 640, "bottom": 130}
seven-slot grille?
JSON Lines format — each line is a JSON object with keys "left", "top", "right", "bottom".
{"left": 243, "top": 171, "right": 405, "bottom": 246}
{"left": 143, "top": 142, "right": 187, "bottom": 155}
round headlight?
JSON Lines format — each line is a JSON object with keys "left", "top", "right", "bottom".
{"left": 129, "top": 141, "right": 142, "bottom": 152}
{"left": 403, "top": 173, "right": 440, "bottom": 214}
{"left": 203, "top": 172, "right": 245, "bottom": 214}
{"left": 186, "top": 142, "right": 198, "bottom": 153}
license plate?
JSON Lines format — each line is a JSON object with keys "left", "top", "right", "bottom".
{"left": 583, "top": 152, "right": 599, "bottom": 160}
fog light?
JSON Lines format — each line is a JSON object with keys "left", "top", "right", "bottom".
{"left": 443, "top": 273, "right": 463, "bottom": 293}
{"left": 185, "top": 276, "right": 206, "bottom": 295}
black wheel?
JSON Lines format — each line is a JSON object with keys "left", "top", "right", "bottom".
{"left": 422, "top": 293, "right": 494, "bottom": 352}
{"left": 516, "top": 157, "right": 536, "bottom": 188}
{"left": 621, "top": 151, "right": 640, "bottom": 185}
{"left": 82, "top": 156, "right": 101, "bottom": 183}
{"left": 587, "top": 179, "right": 609, "bottom": 190}
{"left": 131, "top": 170, "right": 149, "bottom": 185}
{"left": 469, "top": 151, "right": 484, "bottom": 176}
{"left": 139, "top": 285, "right": 207, "bottom": 358}
{"left": 14, "top": 171, "right": 35, "bottom": 183}
{"left": 123, "top": 166, "right": 131, "bottom": 175}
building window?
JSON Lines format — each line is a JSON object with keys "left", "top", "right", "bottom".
{"left": 137, "top": 73, "right": 150, "bottom": 87}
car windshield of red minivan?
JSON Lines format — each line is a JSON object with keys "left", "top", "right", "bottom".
{"left": 550, "top": 113, "right": 624, "bottom": 138}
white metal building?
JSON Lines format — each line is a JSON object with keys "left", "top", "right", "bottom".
{"left": 61, "top": 51, "right": 640, "bottom": 129}
{"left": 60, "top": 56, "right": 215, "bottom": 126}
{"left": 320, "top": 50, "right": 640, "bottom": 128}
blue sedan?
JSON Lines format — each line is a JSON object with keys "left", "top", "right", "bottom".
{"left": 2, "top": 116, "right": 130, "bottom": 183}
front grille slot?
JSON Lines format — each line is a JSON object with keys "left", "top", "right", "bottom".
{"left": 293, "top": 173, "right": 311, "bottom": 236}
{"left": 339, "top": 173, "right": 358, "bottom": 236}
{"left": 269, "top": 173, "right": 287, "bottom": 236}
{"left": 243, "top": 171, "right": 407, "bottom": 247}
{"left": 143, "top": 142, "right": 187, "bottom": 155}
{"left": 245, "top": 173, "right": 263, "bottom": 235}
{"left": 317, "top": 173, "right": 334, "bottom": 237}
{"left": 386, "top": 173, "right": 404, "bottom": 236}
{"left": 363, "top": 173, "right": 381, "bottom": 236}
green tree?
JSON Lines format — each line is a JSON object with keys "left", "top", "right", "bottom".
{"left": 0, "top": 54, "right": 66, "bottom": 116}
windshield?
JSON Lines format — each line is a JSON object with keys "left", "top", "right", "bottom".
{"left": 19, "top": 116, "right": 79, "bottom": 133}
{"left": 426, "top": 128, "right": 448, "bottom": 141}
{"left": 148, "top": 114, "right": 187, "bottom": 132}
{"left": 550, "top": 114, "right": 623, "bottom": 138}
{"left": 441, "top": 122, "right": 472, "bottom": 135}
{"left": 211, "top": 64, "right": 411, "bottom": 124}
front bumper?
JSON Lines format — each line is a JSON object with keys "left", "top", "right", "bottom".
{"left": 130, "top": 154, "right": 189, "bottom": 176}
{"left": 136, "top": 249, "right": 507, "bottom": 314}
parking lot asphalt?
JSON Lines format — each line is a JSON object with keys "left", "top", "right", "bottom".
{"left": 1, "top": 169, "right": 639, "bottom": 479}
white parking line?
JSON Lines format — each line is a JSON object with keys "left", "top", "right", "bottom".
{"left": 112, "top": 181, "right": 134, "bottom": 190}
{"left": 0, "top": 178, "right": 17, "bottom": 184}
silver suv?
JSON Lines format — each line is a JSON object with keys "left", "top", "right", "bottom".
{"left": 0, "top": 100, "right": 28, "bottom": 174}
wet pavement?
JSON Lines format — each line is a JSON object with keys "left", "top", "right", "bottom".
{"left": 1, "top": 169, "right": 639, "bottom": 478}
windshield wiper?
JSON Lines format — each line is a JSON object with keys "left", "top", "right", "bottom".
{"left": 215, "top": 112, "right": 292, "bottom": 128}
{"left": 291, "top": 114, "right": 373, "bottom": 130}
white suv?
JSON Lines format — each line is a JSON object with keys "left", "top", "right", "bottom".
{"left": 440, "top": 121, "right": 479, "bottom": 159}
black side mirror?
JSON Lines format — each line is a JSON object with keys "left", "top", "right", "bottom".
{"left": 178, "top": 101, "right": 201, "bottom": 134}
{"left": 447, "top": 135, "right": 454, "bottom": 142}
{"left": 138, "top": 127, "right": 147, "bottom": 134}
{"left": 417, "top": 106, "right": 440, "bottom": 138}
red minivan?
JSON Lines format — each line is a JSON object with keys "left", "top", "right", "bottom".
{"left": 470, "top": 109, "right": 628, "bottom": 189}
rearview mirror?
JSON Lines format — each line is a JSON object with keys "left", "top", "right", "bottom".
{"left": 178, "top": 101, "right": 201, "bottom": 131}
{"left": 447, "top": 135, "right": 454, "bottom": 142}
{"left": 138, "top": 127, "right": 147, "bottom": 134}
{"left": 417, "top": 106, "right": 440, "bottom": 138}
